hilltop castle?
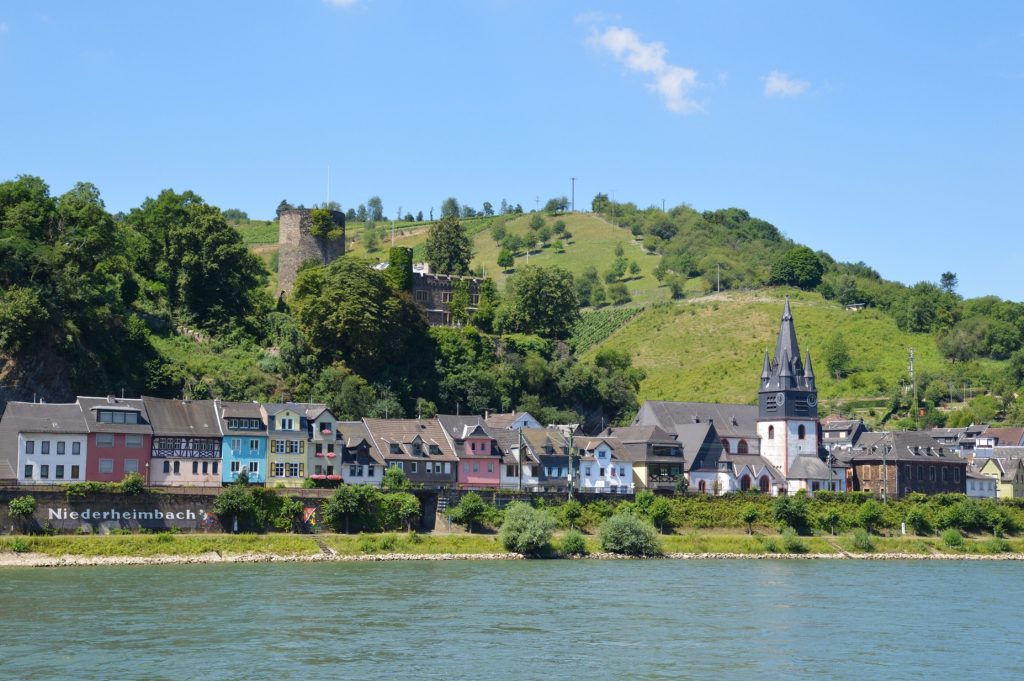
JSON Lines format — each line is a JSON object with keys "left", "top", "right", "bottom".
{"left": 276, "top": 208, "right": 346, "bottom": 296}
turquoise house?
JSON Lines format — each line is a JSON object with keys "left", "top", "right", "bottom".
{"left": 216, "top": 400, "right": 268, "bottom": 485}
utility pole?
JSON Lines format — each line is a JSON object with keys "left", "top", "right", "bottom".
{"left": 571, "top": 177, "right": 576, "bottom": 212}
{"left": 717, "top": 264, "right": 721, "bottom": 293}
{"left": 909, "top": 347, "right": 917, "bottom": 424}
{"left": 535, "top": 196, "right": 540, "bottom": 212}
{"left": 518, "top": 428, "right": 524, "bottom": 492}
{"left": 662, "top": 198, "right": 665, "bottom": 212}
{"left": 567, "top": 431, "right": 575, "bottom": 501}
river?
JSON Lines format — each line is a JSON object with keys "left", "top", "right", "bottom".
{"left": 0, "top": 560, "right": 1019, "bottom": 680}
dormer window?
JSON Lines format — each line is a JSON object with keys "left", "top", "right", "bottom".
{"left": 97, "top": 410, "right": 140, "bottom": 425}
{"left": 389, "top": 443, "right": 400, "bottom": 454}
{"left": 429, "top": 445, "right": 440, "bottom": 455}
{"left": 319, "top": 422, "right": 333, "bottom": 435}
{"left": 280, "top": 417, "right": 294, "bottom": 431}
{"left": 412, "top": 443, "right": 422, "bottom": 456}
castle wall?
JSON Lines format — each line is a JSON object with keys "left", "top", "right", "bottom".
{"left": 277, "top": 209, "right": 345, "bottom": 296}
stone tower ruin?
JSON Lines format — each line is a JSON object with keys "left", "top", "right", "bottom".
{"left": 276, "top": 208, "right": 345, "bottom": 296}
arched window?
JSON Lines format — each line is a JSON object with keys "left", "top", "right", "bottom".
{"left": 698, "top": 480, "right": 707, "bottom": 494}
{"left": 721, "top": 438, "right": 730, "bottom": 453}
{"left": 768, "top": 425, "right": 774, "bottom": 440}
{"left": 737, "top": 439, "right": 749, "bottom": 454}
{"left": 740, "top": 475, "right": 751, "bottom": 491}
{"left": 798, "top": 424, "right": 806, "bottom": 440}
{"left": 759, "top": 476, "right": 770, "bottom": 493}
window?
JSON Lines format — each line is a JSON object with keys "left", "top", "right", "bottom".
{"left": 281, "top": 417, "right": 294, "bottom": 430}
{"left": 389, "top": 461, "right": 402, "bottom": 471}
{"left": 41, "top": 441, "right": 50, "bottom": 455}
{"left": 96, "top": 434, "right": 114, "bottom": 448}
{"left": 126, "top": 435, "right": 144, "bottom": 449}
{"left": 488, "top": 462, "right": 494, "bottom": 473}
{"left": 619, "top": 467, "right": 625, "bottom": 476}
{"left": 429, "top": 445, "right": 441, "bottom": 455}
{"left": 698, "top": 480, "right": 707, "bottom": 493}
{"left": 390, "top": 443, "right": 400, "bottom": 454}
{"left": 740, "top": 475, "right": 751, "bottom": 491}
{"left": 163, "top": 460, "right": 170, "bottom": 474}
{"left": 55, "top": 465, "right": 65, "bottom": 480}
{"left": 273, "top": 440, "right": 285, "bottom": 454}
{"left": 192, "top": 461, "right": 199, "bottom": 475}
{"left": 288, "top": 463, "right": 300, "bottom": 477}
{"left": 737, "top": 439, "right": 749, "bottom": 454}
{"left": 759, "top": 476, "right": 770, "bottom": 493}
{"left": 798, "top": 425, "right": 806, "bottom": 440}
{"left": 599, "top": 467, "right": 606, "bottom": 477}
{"left": 415, "top": 290, "right": 428, "bottom": 302}
{"left": 248, "top": 461, "right": 259, "bottom": 474}
{"left": 929, "top": 466, "right": 936, "bottom": 481}
{"left": 314, "top": 465, "right": 322, "bottom": 475}
{"left": 231, "top": 438, "right": 241, "bottom": 453}
{"left": 25, "top": 440, "right": 35, "bottom": 454}
{"left": 904, "top": 465, "right": 911, "bottom": 480}
{"left": 71, "top": 465, "right": 80, "bottom": 479}
{"left": 24, "top": 464, "right": 33, "bottom": 479}
{"left": 463, "top": 462, "right": 469, "bottom": 473}
{"left": 473, "top": 462, "right": 479, "bottom": 473}
{"left": 410, "top": 462, "right": 418, "bottom": 473}
{"left": 200, "top": 461, "right": 208, "bottom": 475}
{"left": 471, "top": 442, "right": 476, "bottom": 451}
{"left": 72, "top": 442, "right": 81, "bottom": 455}
{"left": 250, "top": 439, "right": 260, "bottom": 452}
{"left": 212, "top": 462, "right": 219, "bottom": 475}
{"left": 350, "top": 465, "right": 359, "bottom": 477}
{"left": 40, "top": 464, "right": 49, "bottom": 478}
{"left": 368, "top": 465, "right": 375, "bottom": 477}
{"left": 173, "top": 461, "right": 180, "bottom": 474}
{"left": 99, "top": 459, "right": 114, "bottom": 473}
{"left": 274, "top": 462, "right": 285, "bottom": 477}
{"left": 941, "top": 468, "right": 947, "bottom": 482}
{"left": 585, "top": 466, "right": 592, "bottom": 476}
{"left": 231, "top": 461, "right": 241, "bottom": 473}
{"left": 917, "top": 465, "right": 924, "bottom": 481}
{"left": 507, "top": 465, "right": 515, "bottom": 477}
{"left": 767, "top": 426, "right": 774, "bottom": 440}
{"left": 444, "top": 463, "right": 451, "bottom": 474}
{"left": 124, "top": 459, "right": 139, "bottom": 474}
{"left": 954, "top": 468, "right": 960, "bottom": 483}
{"left": 57, "top": 441, "right": 65, "bottom": 455}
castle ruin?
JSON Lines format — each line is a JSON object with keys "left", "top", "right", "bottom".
{"left": 276, "top": 208, "right": 345, "bottom": 297}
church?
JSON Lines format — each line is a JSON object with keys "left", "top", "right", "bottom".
{"left": 633, "top": 297, "right": 847, "bottom": 495}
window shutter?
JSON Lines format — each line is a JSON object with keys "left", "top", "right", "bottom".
{"left": 299, "top": 463, "right": 305, "bottom": 477}
{"left": 270, "top": 439, "right": 276, "bottom": 452}
{"left": 299, "top": 441, "right": 305, "bottom": 454}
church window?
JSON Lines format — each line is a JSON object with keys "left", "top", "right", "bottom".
{"left": 759, "top": 476, "right": 770, "bottom": 493}
{"left": 798, "top": 425, "right": 806, "bottom": 440}
{"left": 768, "top": 426, "right": 774, "bottom": 440}
{"left": 740, "top": 475, "right": 751, "bottom": 491}
{"left": 737, "top": 439, "right": 749, "bottom": 454}
{"left": 721, "top": 439, "right": 730, "bottom": 453}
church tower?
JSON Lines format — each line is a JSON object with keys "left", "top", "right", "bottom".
{"left": 756, "top": 297, "right": 819, "bottom": 476}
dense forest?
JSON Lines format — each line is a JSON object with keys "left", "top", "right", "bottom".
{"left": 2, "top": 175, "right": 1024, "bottom": 429}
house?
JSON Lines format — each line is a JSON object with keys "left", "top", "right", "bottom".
{"left": 846, "top": 431, "right": 966, "bottom": 498}
{"left": 484, "top": 411, "right": 542, "bottom": 431}
{"left": 966, "top": 468, "right": 998, "bottom": 499}
{"left": 519, "top": 427, "right": 571, "bottom": 491}
{"left": 410, "top": 271, "right": 483, "bottom": 326}
{"left": 306, "top": 405, "right": 342, "bottom": 484}
{"left": 437, "top": 415, "right": 504, "bottom": 489}
{"left": 142, "top": 397, "right": 223, "bottom": 487}
{"left": 978, "top": 453, "right": 1024, "bottom": 498}
{"left": 362, "top": 418, "right": 459, "bottom": 488}
{"left": 0, "top": 401, "right": 89, "bottom": 485}
{"left": 575, "top": 436, "right": 633, "bottom": 493}
{"left": 336, "top": 420, "right": 384, "bottom": 486}
{"left": 263, "top": 402, "right": 321, "bottom": 487}
{"left": 77, "top": 396, "right": 153, "bottom": 483}
{"left": 972, "top": 428, "right": 1024, "bottom": 459}
{"left": 216, "top": 400, "right": 267, "bottom": 485}
{"left": 633, "top": 400, "right": 760, "bottom": 455}
{"left": 602, "top": 425, "right": 685, "bottom": 492}
{"left": 820, "top": 417, "right": 868, "bottom": 451}
{"left": 929, "top": 424, "right": 988, "bottom": 457}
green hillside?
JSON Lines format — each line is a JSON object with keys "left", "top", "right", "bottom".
{"left": 581, "top": 289, "right": 963, "bottom": 415}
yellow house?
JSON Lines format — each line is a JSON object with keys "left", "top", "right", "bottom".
{"left": 262, "top": 402, "right": 322, "bottom": 488}
{"left": 979, "top": 457, "right": 1024, "bottom": 498}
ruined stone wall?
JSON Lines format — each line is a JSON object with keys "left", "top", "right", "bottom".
{"left": 277, "top": 208, "right": 345, "bottom": 296}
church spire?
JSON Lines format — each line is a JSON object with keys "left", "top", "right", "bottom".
{"left": 761, "top": 349, "right": 771, "bottom": 384}
{"left": 804, "top": 350, "right": 816, "bottom": 390}
{"left": 772, "top": 295, "right": 801, "bottom": 372}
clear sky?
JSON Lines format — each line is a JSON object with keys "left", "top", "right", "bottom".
{"left": 1, "top": 1, "right": 1022, "bottom": 300}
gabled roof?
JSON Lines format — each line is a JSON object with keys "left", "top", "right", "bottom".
{"left": 821, "top": 419, "right": 863, "bottom": 432}
{"left": 981, "top": 428, "right": 1024, "bottom": 447}
{"left": 787, "top": 455, "right": 833, "bottom": 480}
{"left": 851, "top": 431, "right": 962, "bottom": 463}
{"left": 723, "top": 454, "right": 782, "bottom": 480}
{"left": 484, "top": 411, "right": 539, "bottom": 430}
{"left": 335, "top": 420, "right": 385, "bottom": 464}
{"left": 633, "top": 400, "right": 758, "bottom": 440}
{"left": 215, "top": 400, "right": 266, "bottom": 436}
{"left": 77, "top": 396, "right": 153, "bottom": 435}
{"left": 519, "top": 427, "right": 568, "bottom": 460}
{"left": 362, "top": 418, "right": 458, "bottom": 461}
{"left": 261, "top": 402, "right": 326, "bottom": 416}
{"left": 602, "top": 425, "right": 683, "bottom": 464}
{"left": 141, "top": 397, "right": 221, "bottom": 438}
{"left": 0, "top": 402, "right": 90, "bottom": 480}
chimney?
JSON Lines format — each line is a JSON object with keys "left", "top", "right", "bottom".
{"left": 107, "top": 395, "right": 116, "bottom": 404}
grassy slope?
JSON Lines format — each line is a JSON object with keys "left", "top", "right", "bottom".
{"left": 471, "top": 213, "right": 668, "bottom": 305}
{"left": 583, "top": 289, "right": 951, "bottom": 414}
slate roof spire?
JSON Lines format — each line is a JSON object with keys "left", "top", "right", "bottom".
{"left": 773, "top": 296, "right": 801, "bottom": 371}
{"left": 762, "top": 296, "right": 815, "bottom": 393}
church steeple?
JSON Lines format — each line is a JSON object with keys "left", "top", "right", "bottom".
{"left": 758, "top": 297, "right": 818, "bottom": 419}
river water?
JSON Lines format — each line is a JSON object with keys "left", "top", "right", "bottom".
{"left": 0, "top": 559, "right": 1019, "bottom": 680}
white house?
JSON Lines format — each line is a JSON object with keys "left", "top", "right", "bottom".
{"left": 966, "top": 470, "right": 998, "bottom": 499}
{"left": 577, "top": 438, "right": 633, "bottom": 493}
{"left": 5, "top": 402, "right": 90, "bottom": 485}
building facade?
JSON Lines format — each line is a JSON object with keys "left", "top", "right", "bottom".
{"left": 5, "top": 402, "right": 89, "bottom": 485}
{"left": 144, "top": 397, "right": 223, "bottom": 487}
{"left": 78, "top": 396, "right": 153, "bottom": 483}
{"left": 217, "top": 400, "right": 268, "bottom": 485}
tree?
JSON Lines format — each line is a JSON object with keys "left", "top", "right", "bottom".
{"left": 768, "top": 246, "right": 824, "bottom": 290}
{"left": 441, "top": 197, "right": 461, "bottom": 218}
{"left": 367, "top": 196, "right": 384, "bottom": 221}
{"left": 363, "top": 226, "right": 379, "bottom": 252}
{"left": 448, "top": 492, "right": 488, "bottom": 533}
{"left": 356, "top": 204, "right": 368, "bottom": 222}
{"left": 529, "top": 214, "right": 545, "bottom": 231}
{"left": 321, "top": 485, "right": 360, "bottom": 533}
{"left": 424, "top": 215, "right": 473, "bottom": 275}
{"left": 499, "top": 501, "right": 556, "bottom": 556}
{"left": 386, "top": 246, "right": 413, "bottom": 292}
{"left": 416, "top": 210, "right": 423, "bottom": 221}
{"left": 628, "top": 260, "right": 641, "bottom": 277}
{"left": 597, "top": 513, "right": 662, "bottom": 556}
{"left": 648, "top": 497, "right": 675, "bottom": 534}
{"left": 482, "top": 201, "right": 494, "bottom": 216}
{"left": 385, "top": 492, "right": 421, "bottom": 531}
{"left": 450, "top": 279, "right": 470, "bottom": 327}
{"left": 120, "top": 472, "right": 146, "bottom": 495}
{"left": 381, "top": 466, "right": 412, "bottom": 492}
{"left": 823, "top": 332, "right": 852, "bottom": 379}
{"left": 608, "top": 283, "right": 631, "bottom": 305}
{"left": 741, "top": 504, "right": 758, "bottom": 535}
{"left": 8, "top": 495, "right": 36, "bottom": 534}
{"left": 857, "top": 499, "right": 885, "bottom": 534}
{"left": 544, "top": 196, "right": 569, "bottom": 214}
{"left": 772, "top": 495, "right": 809, "bottom": 534}
{"left": 592, "top": 192, "right": 610, "bottom": 213}
{"left": 309, "top": 208, "right": 343, "bottom": 245}
{"left": 497, "top": 247, "right": 514, "bottom": 271}
{"left": 562, "top": 499, "right": 583, "bottom": 530}
{"left": 495, "top": 265, "right": 580, "bottom": 339}
{"left": 213, "top": 484, "right": 255, "bottom": 532}
{"left": 276, "top": 200, "right": 294, "bottom": 216}
{"left": 940, "top": 271, "right": 958, "bottom": 294}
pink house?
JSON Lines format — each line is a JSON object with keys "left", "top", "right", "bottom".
{"left": 78, "top": 396, "right": 153, "bottom": 483}
{"left": 437, "top": 416, "right": 503, "bottom": 489}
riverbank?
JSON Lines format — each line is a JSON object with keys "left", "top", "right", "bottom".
{"left": 2, "top": 531, "right": 1024, "bottom": 567}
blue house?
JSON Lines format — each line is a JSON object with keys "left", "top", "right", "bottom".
{"left": 216, "top": 400, "right": 268, "bottom": 485}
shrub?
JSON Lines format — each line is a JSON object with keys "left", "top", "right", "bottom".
{"left": 8, "top": 495, "right": 37, "bottom": 533}
{"left": 849, "top": 529, "right": 875, "bottom": 552}
{"left": 772, "top": 495, "right": 810, "bottom": 534}
{"left": 560, "top": 529, "right": 588, "bottom": 556}
{"left": 741, "top": 504, "right": 758, "bottom": 535}
{"left": 983, "top": 537, "right": 1011, "bottom": 554}
{"left": 647, "top": 497, "right": 676, "bottom": 534}
{"left": 942, "top": 528, "right": 964, "bottom": 550}
{"left": 816, "top": 510, "right": 840, "bottom": 536}
{"left": 381, "top": 467, "right": 412, "bottom": 492}
{"left": 781, "top": 528, "right": 808, "bottom": 554}
{"left": 857, "top": 500, "right": 885, "bottom": 534}
{"left": 905, "top": 506, "right": 931, "bottom": 536}
{"left": 448, "top": 493, "right": 490, "bottom": 534}
{"left": 598, "top": 513, "right": 662, "bottom": 556}
{"left": 213, "top": 485, "right": 256, "bottom": 532}
{"left": 377, "top": 534, "right": 398, "bottom": 551}
{"left": 499, "top": 502, "right": 556, "bottom": 557}
{"left": 560, "top": 500, "right": 583, "bottom": 530}
{"left": 358, "top": 534, "right": 378, "bottom": 553}
{"left": 9, "top": 538, "right": 30, "bottom": 553}
{"left": 120, "top": 472, "right": 147, "bottom": 496}
{"left": 938, "top": 500, "right": 986, "bottom": 533}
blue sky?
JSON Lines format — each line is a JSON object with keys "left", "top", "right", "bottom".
{"left": 1, "top": 1, "right": 1022, "bottom": 300}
